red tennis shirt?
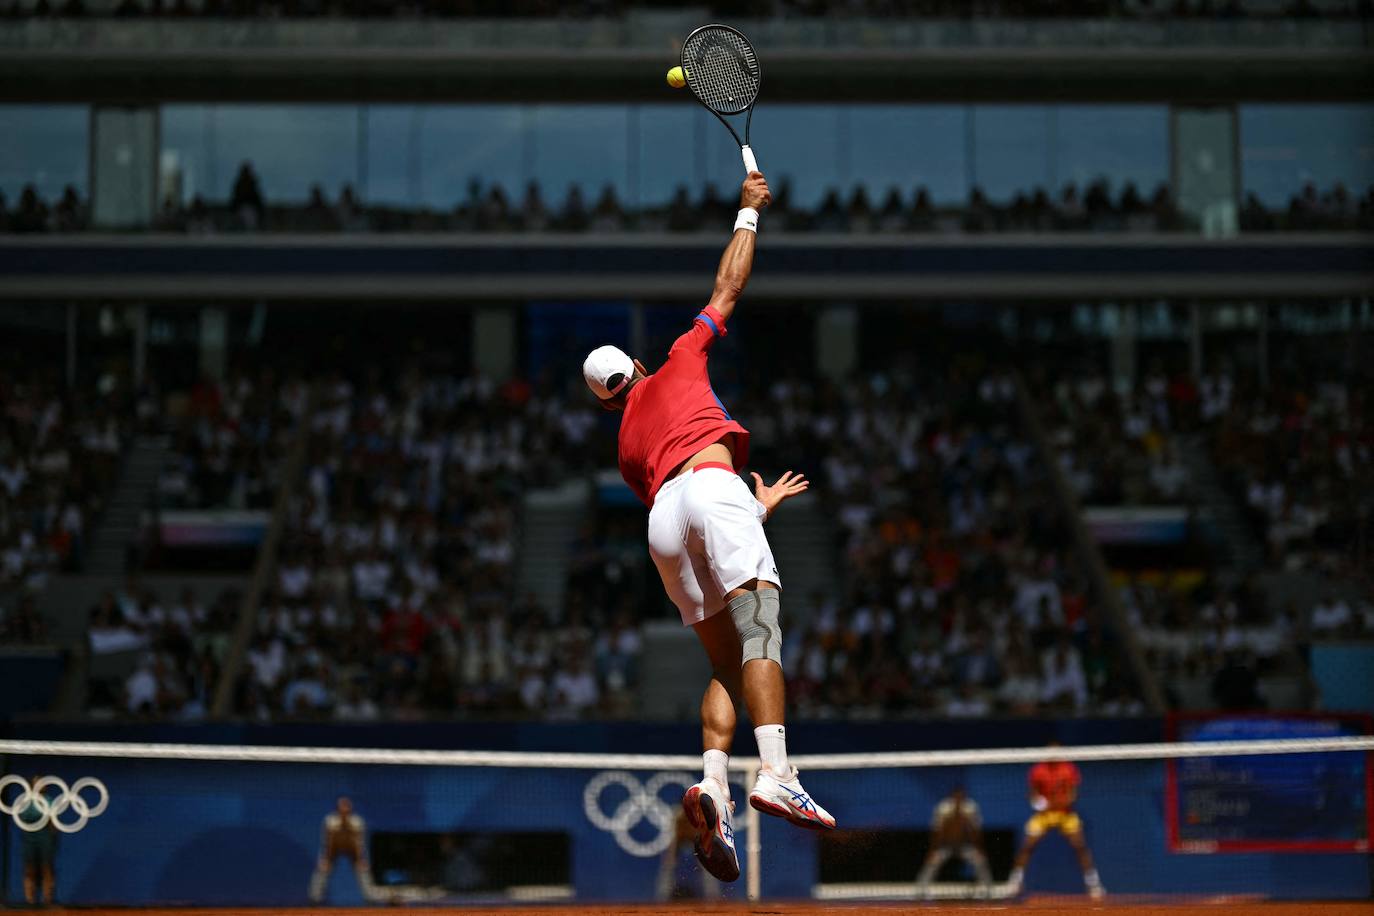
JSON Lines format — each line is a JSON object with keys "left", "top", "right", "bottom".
{"left": 617, "top": 305, "right": 750, "bottom": 506}
{"left": 1029, "top": 760, "right": 1081, "bottom": 811}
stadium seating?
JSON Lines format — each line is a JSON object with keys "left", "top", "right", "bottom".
{"left": 5, "top": 178, "right": 1371, "bottom": 234}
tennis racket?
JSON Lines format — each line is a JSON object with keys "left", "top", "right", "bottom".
{"left": 681, "top": 24, "right": 763, "bottom": 174}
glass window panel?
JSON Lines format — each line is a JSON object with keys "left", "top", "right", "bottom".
{"left": 1176, "top": 108, "right": 1239, "bottom": 235}
{"left": 1054, "top": 105, "right": 1169, "bottom": 198}
{"left": 1241, "top": 104, "right": 1374, "bottom": 207}
{"left": 849, "top": 105, "right": 967, "bottom": 205}
{"left": 416, "top": 105, "right": 525, "bottom": 210}
{"left": 161, "top": 105, "right": 213, "bottom": 204}
{"left": 193, "top": 105, "right": 359, "bottom": 202}
{"left": 364, "top": 105, "right": 418, "bottom": 207}
{"left": 530, "top": 104, "right": 629, "bottom": 208}
{"left": 636, "top": 104, "right": 695, "bottom": 209}
{"left": 0, "top": 105, "right": 88, "bottom": 200}
{"left": 972, "top": 105, "right": 1051, "bottom": 202}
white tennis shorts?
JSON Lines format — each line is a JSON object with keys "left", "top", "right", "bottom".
{"left": 647, "top": 466, "right": 780, "bottom": 626}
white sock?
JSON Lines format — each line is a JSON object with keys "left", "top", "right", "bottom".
{"left": 703, "top": 749, "right": 729, "bottom": 789}
{"left": 1085, "top": 868, "right": 1101, "bottom": 888}
{"left": 754, "top": 724, "right": 789, "bottom": 775}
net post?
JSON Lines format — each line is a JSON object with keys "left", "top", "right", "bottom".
{"left": 745, "top": 799, "right": 761, "bottom": 901}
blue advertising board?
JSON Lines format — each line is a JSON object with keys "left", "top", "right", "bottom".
{"left": 3, "top": 747, "right": 1370, "bottom": 905}
{"left": 1167, "top": 714, "right": 1372, "bottom": 854}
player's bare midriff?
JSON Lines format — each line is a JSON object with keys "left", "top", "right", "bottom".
{"left": 672, "top": 435, "right": 737, "bottom": 479}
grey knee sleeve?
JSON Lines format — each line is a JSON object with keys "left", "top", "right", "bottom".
{"left": 728, "top": 589, "right": 782, "bottom": 666}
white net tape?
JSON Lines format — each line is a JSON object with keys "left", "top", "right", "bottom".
{"left": 2, "top": 736, "right": 1369, "bottom": 771}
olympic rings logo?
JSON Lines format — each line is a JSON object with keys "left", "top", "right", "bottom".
{"left": 0, "top": 776, "right": 109, "bottom": 834}
{"left": 583, "top": 771, "right": 744, "bottom": 858}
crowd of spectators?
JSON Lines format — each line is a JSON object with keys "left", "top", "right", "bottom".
{"left": 730, "top": 366, "right": 1147, "bottom": 718}
{"left": 0, "top": 593, "right": 48, "bottom": 644}
{"left": 0, "top": 185, "right": 86, "bottom": 234}
{"left": 154, "top": 370, "right": 309, "bottom": 512}
{"left": 3, "top": 0, "right": 1366, "bottom": 19}
{"left": 1241, "top": 183, "right": 1371, "bottom": 233}
{"left": 1042, "top": 365, "right": 1196, "bottom": 507}
{"left": 85, "top": 578, "right": 239, "bottom": 717}
{"left": 229, "top": 367, "right": 645, "bottom": 721}
{"left": 5, "top": 308, "right": 1366, "bottom": 723}
{"left": 1057, "top": 347, "right": 1374, "bottom": 581}
{"left": 7, "top": 170, "right": 1374, "bottom": 235}
{"left": 0, "top": 366, "right": 129, "bottom": 602}
{"left": 154, "top": 173, "right": 1197, "bottom": 235}
{"left": 1207, "top": 369, "right": 1372, "bottom": 577}
{"left": 1035, "top": 343, "right": 1372, "bottom": 710}
{"left": 214, "top": 349, "right": 1366, "bottom": 721}
{"left": 1040, "top": 353, "right": 1374, "bottom": 563}
{"left": 1125, "top": 572, "right": 1374, "bottom": 707}
{"left": 1122, "top": 575, "right": 1296, "bottom": 705}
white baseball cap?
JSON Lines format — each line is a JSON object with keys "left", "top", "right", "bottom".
{"left": 583, "top": 345, "right": 635, "bottom": 400}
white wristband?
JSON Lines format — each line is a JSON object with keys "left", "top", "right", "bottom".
{"left": 755, "top": 499, "right": 769, "bottom": 521}
{"left": 734, "top": 207, "right": 759, "bottom": 233}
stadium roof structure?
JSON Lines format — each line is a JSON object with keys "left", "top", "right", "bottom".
{"left": 1, "top": 16, "right": 1370, "bottom": 103}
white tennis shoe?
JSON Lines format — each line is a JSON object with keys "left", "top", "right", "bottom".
{"left": 748, "top": 767, "right": 836, "bottom": 830}
{"left": 682, "top": 777, "right": 739, "bottom": 883}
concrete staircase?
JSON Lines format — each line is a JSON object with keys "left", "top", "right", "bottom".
{"left": 1178, "top": 432, "right": 1265, "bottom": 573}
{"left": 516, "top": 479, "right": 593, "bottom": 618}
{"left": 763, "top": 493, "right": 838, "bottom": 630}
{"left": 85, "top": 434, "right": 171, "bottom": 576}
{"left": 37, "top": 434, "right": 215, "bottom": 716}
{"left": 638, "top": 620, "right": 712, "bottom": 720}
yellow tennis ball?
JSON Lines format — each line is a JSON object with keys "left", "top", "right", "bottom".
{"left": 666, "top": 66, "right": 686, "bottom": 89}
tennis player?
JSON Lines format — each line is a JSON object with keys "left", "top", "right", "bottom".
{"left": 582, "top": 170, "right": 835, "bottom": 883}
{"left": 915, "top": 786, "right": 992, "bottom": 899}
{"left": 1008, "top": 743, "right": 1105, "bottom": 899}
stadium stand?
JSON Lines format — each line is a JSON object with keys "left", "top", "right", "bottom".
{"left": 5, "top": 178, "right": 1373, "bottom": 234}
{"left": 0, "top": 363, "right": 130, "bottom": 589}
{"left": 87, "top": 580, "right": 240, "bottom": 717}
{"left": 210, "top": 356, "right": 1152, "bottom": 722}
{"left": 5, "top": 309, "right": 1368, "bottom": 724}
{"left": 745, "top": 364, "right": 1144, "bottom": 718}
{"left": 1207, "top": 370, "right": 1371, "bottom": 577}
{"left": 229, "top": 366, "right": 638, "bottom": 721}
{"left": 1029, "top": 341, "right": 1374, "bottom": 712}
{"left": 1040, "top": 365, "right": 1195, "bottom": 508}
{"left": 153, "top": 370, "right": 304, "bottom": 513}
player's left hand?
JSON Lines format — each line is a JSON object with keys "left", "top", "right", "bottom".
{"left": 751, "top": 470, "right": 808, "bottom": 521}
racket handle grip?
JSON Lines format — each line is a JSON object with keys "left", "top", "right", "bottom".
{"left": 741, "top": 145, "right": 759, "bottom": 174}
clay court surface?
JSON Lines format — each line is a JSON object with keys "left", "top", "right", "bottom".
{"left": 64, "top": 904, "right": 1374, "bottom": 915}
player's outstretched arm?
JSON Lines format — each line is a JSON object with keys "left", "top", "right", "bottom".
{"left": 705, "top": 171, "right": 771, "bottom": 324}
{"left": 751, "top": 470, "right": 807, "bottom": 523}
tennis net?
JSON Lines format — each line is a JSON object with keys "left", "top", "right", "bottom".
{"left": 1, "top": 733, "right": 1370, "bottom": 906}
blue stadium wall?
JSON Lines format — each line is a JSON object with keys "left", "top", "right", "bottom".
{"left": 2, "top": 720, "right": 1369, "bottom": 904}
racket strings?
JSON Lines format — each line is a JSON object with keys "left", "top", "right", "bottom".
{"left": 684, "top": 27, "right": 759, "bottom": 115}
